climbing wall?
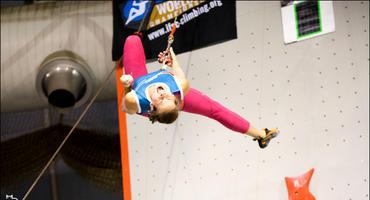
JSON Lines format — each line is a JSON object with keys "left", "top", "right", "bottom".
{"left": 126, "top": 1, "right": 369, "bottom": 200}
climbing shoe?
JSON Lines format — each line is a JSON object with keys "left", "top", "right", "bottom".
{"left": 253, "top": 128, "right": 279, "bottom": 149}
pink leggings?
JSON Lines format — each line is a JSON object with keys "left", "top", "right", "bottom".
{"left": 123, "top": 35, "right": 250, "bottom": 134}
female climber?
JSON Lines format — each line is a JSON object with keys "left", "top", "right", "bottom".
{"left": 119, "top": 35, "right": 279, "bottom": 148}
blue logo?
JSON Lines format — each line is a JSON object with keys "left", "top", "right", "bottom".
{"left": 122, "top": 0, "right": 150, "bottom": 25}
{"left": 122, "top": 0, "right": 167, "bottom": 25}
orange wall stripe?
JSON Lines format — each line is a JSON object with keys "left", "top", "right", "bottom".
{"left": 115, "top": 59, "right": 132, "bottom": 200}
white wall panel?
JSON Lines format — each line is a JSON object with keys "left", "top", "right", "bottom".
{"left": 127, "top": 1, "right": 369, "bottom": 200}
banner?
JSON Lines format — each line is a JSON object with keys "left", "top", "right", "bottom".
{"left": 112, "top": 0, "right": 237, "bottom": 61}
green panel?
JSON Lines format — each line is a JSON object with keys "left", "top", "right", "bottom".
{"left": 294, "top": 1, "right": 322, "bottom": 39}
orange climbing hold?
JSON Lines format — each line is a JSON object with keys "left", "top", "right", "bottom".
{"left": 285, "top": 168, "right": 316, "bottom": 200}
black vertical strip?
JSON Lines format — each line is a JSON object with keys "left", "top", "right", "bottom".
{"left": 112, "top": 0, "right": 125, "bottom": 61}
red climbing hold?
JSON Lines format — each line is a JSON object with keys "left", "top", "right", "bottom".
{"left": 285, "top": 168, "right": 316, "bottom": 200}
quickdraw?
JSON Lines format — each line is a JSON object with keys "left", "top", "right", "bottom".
{"left": 159, "top": 17, "right": 178, "bottom": 69}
